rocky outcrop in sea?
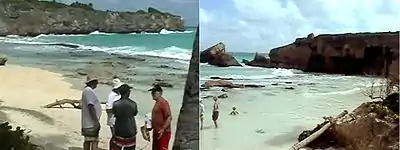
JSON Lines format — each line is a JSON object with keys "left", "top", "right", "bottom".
{"left": 0, "top": 1, "right": 185, "bottom": 36}
{"left": 200, "top": 42, "right": 242, "bottom": 67}
{"left": 244, "top": 32, "right": 399, "bottom": 76}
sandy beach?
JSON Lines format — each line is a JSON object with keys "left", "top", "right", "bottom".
{"left": 0, "top": 64, "right": 181, "bottom": 149}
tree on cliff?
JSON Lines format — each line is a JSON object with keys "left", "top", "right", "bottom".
{"left": 70, "top": 1, "right": 94, "bottom": 10}
{"left": 172, "top": 26, "right": 199, "bottom": 149}
{"left": 362, "top": 74, "right": 399, "bottom": 100}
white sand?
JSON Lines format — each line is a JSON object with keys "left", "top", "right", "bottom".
{"left": 0, "top": 65, "right": 154, "bottom": 149}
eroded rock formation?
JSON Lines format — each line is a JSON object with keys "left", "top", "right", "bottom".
{"left": 243, "top": 52, "right": 272, "bottom": 68}
{"left": 249, "top": 32, "right": 400, "bottom": 76}
{"left": 200, "top": 42, "right": 242, "bottom": 67}
{"left": 298, "top": 92, "right": 400, "bottom": 150}
{"left": 172, "top": 26, "right": 199, "bottom": 149}
{"left": 0, "top": 1, "right": 184, "bottom": 36}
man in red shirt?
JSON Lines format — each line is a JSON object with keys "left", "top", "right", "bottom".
{"left": 148, "top": 84, "right": 172, "bottom": 150}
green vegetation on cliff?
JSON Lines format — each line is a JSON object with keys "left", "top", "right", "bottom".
{"left": 0, "top": 0, "right": 185, "bottom": 36}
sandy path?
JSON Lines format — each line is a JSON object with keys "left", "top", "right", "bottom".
{"left": 0, "top": 65, "right": 151, "bottom": 149}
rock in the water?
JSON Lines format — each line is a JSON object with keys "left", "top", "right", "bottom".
{"left": 0, "top": 54, "right": 7, "bottom": 66}
{"left": 210, "top": 76, "right": 234, "bottom": 80}
{"left": 153, "top": 81, "right": 173, "bottom": 88}
{"left": 244, "top": 53, "right": 272, "bottom": 68}
{"left": 200, "top": 42, "right": 242, "bottom": 67}
{"left": 255, "top": 129, "right": 266, "bottom": 134}
{"left": 284, "top": 87, "right": 295, "bottom": 90}
{"left": 202, "top": 80, "right": 265, "bottom": 89}
{"left": 217, "top": 93, "right": 228, "bottom": 98}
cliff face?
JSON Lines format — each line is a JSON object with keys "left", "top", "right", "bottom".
{"left": 256, "top": 32, "right": 399, "bottom": 76}
{"left": 0, "top": 0, "right": 185, "bottom": 36}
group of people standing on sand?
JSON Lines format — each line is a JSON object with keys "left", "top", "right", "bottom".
{"left": 199, "top": 96, "right": 239, "bottom": 130}
{"left": 80, "top": 76, "right": 172, "bottom": 150}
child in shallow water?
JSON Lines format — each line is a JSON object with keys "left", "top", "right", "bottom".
{"left": 229, "top": 106, "right": 239, "bottom": 116}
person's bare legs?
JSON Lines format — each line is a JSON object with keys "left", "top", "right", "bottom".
{"left": 91, "top": 141, "right": 99, "bottom": 150}
{"left": 200, "top": 117, "right": 204, "bottom": 130}
{"left": 213, "top": 120, "right": 218, "bottom": 128}
{"left": 110, "top": 127, "right": 115, "bottom": 136}
{"left": 83, "top": 139, "right": 99, "bottom": 150}
{"left": 83, "top": 141, "right": 91, "bottom": 150}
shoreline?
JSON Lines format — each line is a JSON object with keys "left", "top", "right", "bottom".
{"left": 0, "top": 28, "right": 195, "bottom": 38}
{"left": 0, "top": 64, "right": 182, "bottom": 149}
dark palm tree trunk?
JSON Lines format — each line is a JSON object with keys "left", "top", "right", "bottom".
{"left": 172, "top": 26, "right": 199, "bottom": 150}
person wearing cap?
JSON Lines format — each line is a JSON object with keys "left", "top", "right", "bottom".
{"left": 229, "top": 106, "right": 239, "bottom": 116}
{"left": 81, "top": 76, "right": 102, "bottom": 150}
{"left": 200, "top": 99, "right": 205, "bottom": 130}
{"left": 109, "top": 83, "right": 138, "bottom": 150}
{"left": 106, "top": 77, "right": 124, "bottom": 135}
{"left": 148, "top": 84, "right": 172, "bottom": 150}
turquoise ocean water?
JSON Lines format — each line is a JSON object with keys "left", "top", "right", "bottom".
{"left": 200, "top": 52, "right": 377, "bottom": 150}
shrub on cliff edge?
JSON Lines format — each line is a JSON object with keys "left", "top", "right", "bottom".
{"left": 0, "top": 122, "right": 43, "bottom": 150}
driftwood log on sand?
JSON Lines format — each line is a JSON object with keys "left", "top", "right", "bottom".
{"left": 43, "top": 99, "right": 81, "bottom": 109}
{"left": 291, "top": 110, "right": 348, "bottom": 150}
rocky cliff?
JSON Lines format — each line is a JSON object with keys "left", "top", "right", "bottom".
{"left": 247, "top": 32, "right": 399, "bottom": 76}
{"left": 0, "top": 0, "right": 185, "bottom": 36}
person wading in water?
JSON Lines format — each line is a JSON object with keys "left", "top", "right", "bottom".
{"left": 212, "top": 96, "right": 220, "bottom": 128}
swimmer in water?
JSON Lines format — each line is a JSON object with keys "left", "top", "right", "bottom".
{"left": 229, "top": 106, "right": 239, "bottom": 116}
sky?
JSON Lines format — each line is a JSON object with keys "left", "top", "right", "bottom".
{"left": 56, "top": 0, "right": 198, "bottom": 26}
{"left": 200, "top": 0, "right": 400, "bottom": 52}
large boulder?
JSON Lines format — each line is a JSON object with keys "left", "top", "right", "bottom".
{"left": 244, "top": 53, "right": 272, "bottom": 67}
{"left": 200, "top": 42, "right": 242, "bottom": 67}
{"left": 266, "top": 32, "right": 399, "bottom": 77}
{"left": 0, "top": 54, "right": 7, "bottom": 65}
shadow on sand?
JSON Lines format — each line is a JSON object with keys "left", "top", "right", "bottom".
{"left": 0, "top": 106, "right": 55, "bottom": 125}
{"left": 265, "top": 126, "right": 306, "bottom": 146}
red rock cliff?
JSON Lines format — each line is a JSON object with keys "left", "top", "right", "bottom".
{"left": 267, "top": 32, "right": 399, "bottom": 76}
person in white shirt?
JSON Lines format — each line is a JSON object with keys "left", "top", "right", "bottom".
{"left": 106, "top": 78, "right": 124, "bottom": 135}
{"left": 199, "top": 99, "right": 205, "bottom": 130}
{"left": 81, "top": 75, "right": 102, "bottom": 150}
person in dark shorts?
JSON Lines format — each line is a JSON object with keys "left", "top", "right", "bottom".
{"left": 148, "top": 84, "right": 172, "bottom": 150}
{"left": 81, "top": 76, "right": 102, "bottom": 150}
{"left": 109, "top": 84, "right": 138, "bottom": 150}
{"left": 212, "top": 96, "right": 219, "bottom": 128}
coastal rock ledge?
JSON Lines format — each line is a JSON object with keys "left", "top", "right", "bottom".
{"left": 246, "top": 32, "right": 399, "bottom": 76}
{"left": 0, "top": 1, "right": 185, "bottom": 36}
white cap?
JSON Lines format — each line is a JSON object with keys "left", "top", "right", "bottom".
{"left": 112, "top": 78, "right": 124, "bottom": 89}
